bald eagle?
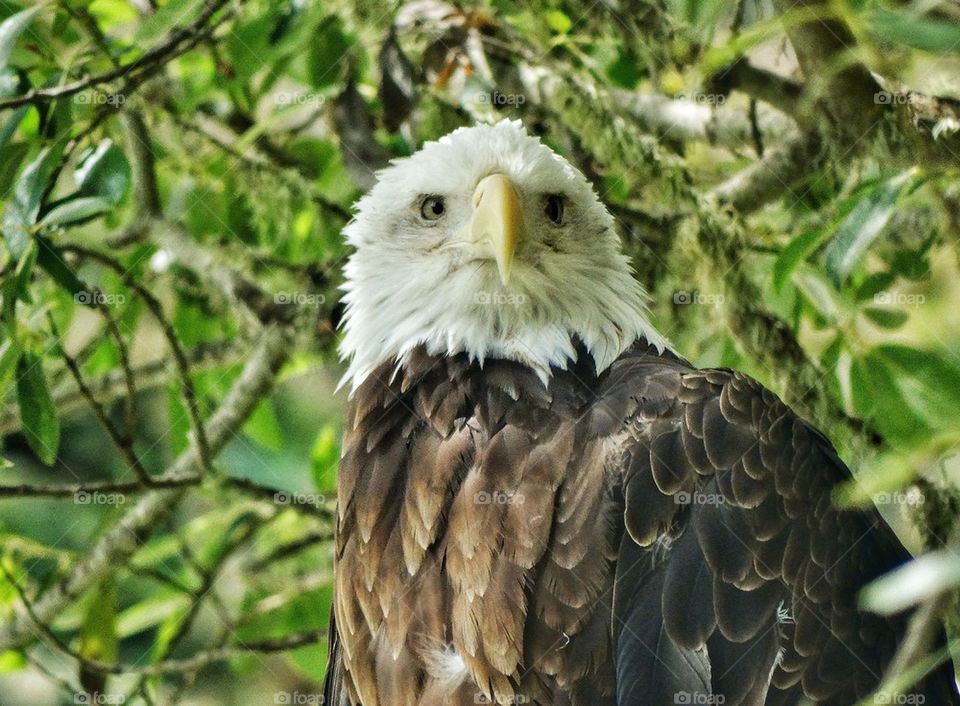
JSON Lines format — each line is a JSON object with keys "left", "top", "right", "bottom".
{"left": 323, "top": 121, "right": 958, "bottom": 706}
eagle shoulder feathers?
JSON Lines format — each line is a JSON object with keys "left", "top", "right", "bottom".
{"left": 326, "top": 342, "right": 956, "bottom": 705}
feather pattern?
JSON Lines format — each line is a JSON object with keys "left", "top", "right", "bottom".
{"left": 326, "top": 342, "right": 959, "bottom": 705}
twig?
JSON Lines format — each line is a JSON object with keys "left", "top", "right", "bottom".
{"left": 93, "top": 629, "right": 326, "bottom": 676}
{"left": 164, "top": 109, "right": 352, "bottom": 221}
{"left": 47, "top": 313, "right": 152, "bottom": 483}
{"left": 0, "top": 342, "right": 236, "bottom": 438}
{"left": 0, "top": 324, "right": 292, "bottom": 652}
{"left": 0, "top": 0, "right": 233, "bottom": 111}
{"left": 63, "top": 245, "right": 213, "bottom": 471}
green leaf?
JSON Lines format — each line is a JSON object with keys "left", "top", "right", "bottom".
{"left": 0, "top": 650, "right": 26, "bottom": 673}
{"left": 80, "top": 577, "right": 118, "bottom": 667}
{"left": 74, "top": 140, "right": 131, "bottom": 205}
{"left": 0, "top": 6, "right": 41, "bottom": 73}
{"left": 2, "top": 142, "right": 65, "bottom": 259}
{"left": 39, "top": 195, "right": 113, "bottom": 228}
{"left": 683, "top": 0, "right": 727, "bottom": 27}
{"left": 854, "top": 271, "right": 897, "bottom": 303}
{"left": 873, "top": 345, "right": 960, "bottom": 422}
{"left": 0, "top": 142, "right": 28, "bottom": 198}
{"left": 3, "top": 238, "right": 37, "bottom": 316}
{"left": 310, "top": 424, "right": 340, "bottom": 493}
{"left": 823, "top": 170, "right": 920, "bottom": 286}
{"left": 16, "top": 353, "right": 60, "bottom": 465}
{"left": 544, "top": 10, "right": 572, "bottom": 34}
{"left": 794, "top": 270, "right": 844, "bottom": 324}
{"left": 0, "top": 338, "right": 20, "bottom": 386}
{"left": 850, "top": 353, "right": 929, "bottom": 444}
{"left": 134, "top": 0, "right": 205, "bottom": 46}
{"left": 36, "top": 235, "right": 88, "bottom": 299}
{"left": 605, "top": 46, "right": 642, "bottom": 89}
{"left": 166, "top": 384, "right": 191, "bottom": 456}
{"left": 307, "top": 18, "right": 351, "bottom": 89}
{"left": 868, "top": 8, "right": 960, "bottom": 54}
{"left": 244, "top": 398, "right": 283, "bottom": 451}
{"left": 0, "top": 106, "right": 28, "bottom": 154}
{"left": 116, "top": 592, "right": 191, "bottom": 638}
{"left": 862, "top": 307, "right": 908, "bottom": 329}
{"left": 773, "top": 228, "right": 828, "bottom": 292}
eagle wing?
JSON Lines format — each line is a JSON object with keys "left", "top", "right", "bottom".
{"left": 591, "top": 347, "right": 958, "bottom": 705}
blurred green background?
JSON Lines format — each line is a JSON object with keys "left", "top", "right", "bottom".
{"left": 2, "top": 0, "right": 960, "bottom": 704}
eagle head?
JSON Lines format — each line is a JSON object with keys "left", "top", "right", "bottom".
{"left": 338, "top": 120, "right": 666, "bottom": 391}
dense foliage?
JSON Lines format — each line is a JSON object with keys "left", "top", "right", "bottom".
{"left": 1, "top": 0, "right": 960, "bottom": 704}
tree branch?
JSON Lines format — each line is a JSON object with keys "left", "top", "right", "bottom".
{"left": 0, "top": 324, "right": 292, "bottom": 652}
{"left": 0, "top": 342, "right": 235, "bottom": 439}
{"left": 710, "top": 131, "right": 823, "bottom": 211}
{"left": 0, "top": 0, "right": 233, "bottom": 111}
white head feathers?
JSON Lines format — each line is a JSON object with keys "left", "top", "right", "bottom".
{"left": 338, "top": 120, "right": 667, "bottom": 391}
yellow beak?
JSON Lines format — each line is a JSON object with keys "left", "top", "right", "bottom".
{"left": 470, "top": 174, "right": 522, "bottom": 285}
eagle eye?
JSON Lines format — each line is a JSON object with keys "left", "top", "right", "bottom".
{"left": 419, "top": 195, "right": 446, "bottom": 221}
{"left": 545, "top": 194, "right": 565, "bottom": 225}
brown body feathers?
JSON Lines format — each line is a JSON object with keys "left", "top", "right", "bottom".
{"left": 324, "top": 341, "right": 957, "bottom": 706}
